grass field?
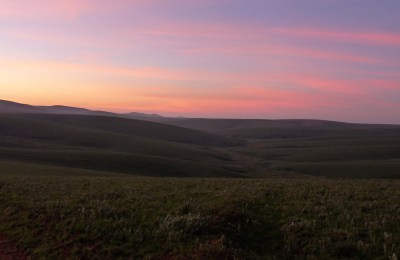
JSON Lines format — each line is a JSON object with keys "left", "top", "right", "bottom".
{"left": 2, "top": 109, "right": 400, "bottom": 178}
{"left": 0, "top": 114, "right": 245, "bottom": 178}
{"left": 0, "top": 174, "right": 398, "bottom": 259}
{"left": 1, "top": 109, "right": 400, "bottom": 258}
{"left": 2, "top": 113, "right": 400, "bottom": 179}
{"left": 165, "top": 118, "right": 400, "bottom": 139}
{"left": 233, "top": 135, "right": 400, "bottom": 179}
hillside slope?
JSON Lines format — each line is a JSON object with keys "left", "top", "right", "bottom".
{"left": 0, "top": 100, "right": 46, "bottom": 113}
{"left": 20, "top": 114, "right": 243, "bottom": 146}
{"left": 0, "top": 114, "right": 244, "bottom": 177}
{"left": 0, "top": 100, "right": 168, "bottom": 121}
{"left": 166, "top": 118, "right": 400, "bottom": 139}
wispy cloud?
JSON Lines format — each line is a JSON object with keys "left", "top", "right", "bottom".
{"left": 272, "top": 27, "right": 400, "bottom": 46}
{"left": 0, "top": 0, "right": 225, "bottom": 20}
{"left": 3, "top": 21, "right": 388, "bottom": 65}
{"left": 1, "top": 0, "right": 399, "bottom": 123}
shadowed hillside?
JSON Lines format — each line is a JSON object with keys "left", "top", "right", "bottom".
{"left": 0, "top": 114, "right": 244, "bottom": 178}
{"left": 20, "top": 114, "right": 243, "bottom": 146}
{"left": 2, "top": 100, "right": 400, "bottom": 179}
{"left": 166, "top": 118, "right": 400, "bottom": 139}
{"left": 0, "top": 100, "right": 167, "bottom": 121}
{"left": 0, "top": 99, "right": 47, "bottom": 113}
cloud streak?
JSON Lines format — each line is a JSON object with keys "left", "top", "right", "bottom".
{"left": 273, "top": 27, "right": 400, "bottom": 46}
{"left": 1, "top": 0, "right": 400, "bottom": 123}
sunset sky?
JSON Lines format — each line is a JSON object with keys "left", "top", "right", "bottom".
{"left": 1, "top": 0, "right": 400, "bottom": 123}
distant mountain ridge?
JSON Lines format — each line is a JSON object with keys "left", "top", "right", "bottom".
{"left": 2, "top": 99, "right": 400, "bottom": 136}
{"left": 0, "top": 99, "right": 47, "bottom": 113}
{"left": 0, "top": 99, "right": 165, "bottom": 121}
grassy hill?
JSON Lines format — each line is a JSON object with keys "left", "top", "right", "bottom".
{"left": 0, "top": 99, "right": 168, "bottom": 121}
{"left": 166, "top": 119, "right": 400, "bottom": 179}
{"left": 0, "top": 114, "right": 244, "bottom": 178}
{"left": 0, "top": 99, "right": 47, "bottom": 113}
{"left": 166, "top": 118, "right": 400, "bottom": 139}
{"left": 156, "top": 119, "right": 400, "bottom": 179}
{"left": 2, "top": 113, "right": 400, "bottom": 179}
{"left": 2, "top": 100, "right": 400, "bottom": 179}
{"left": 19, "top": 114, "right": 242, "bottom": 146}
{"left": 1, "top": 100, "right": 400, "bottom": 258}
{"left": 233, "top": 134, "right": 400, "bottom": 178}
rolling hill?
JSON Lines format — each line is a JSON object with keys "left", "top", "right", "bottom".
{"left": 9, "top": 98, "right": 399, "bottom": 141}
{"left": 0, "top": 113, "right": 245, "bottom": 177}
{"left": 10, "top": 114, "right": 242, "bottom": 146}
{"left": 2, "top": 99, "right": 400, "bottom": 179}
{"left": 0, "top": 99, "right": 47, "bottom": 113}
{"left": 0, "top": 100, "right": 166, "bottom": 121}
{"left": 165, "top": 118, "right": 400, "bottom": 139}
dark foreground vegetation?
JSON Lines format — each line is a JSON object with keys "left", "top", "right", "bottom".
{"left": 0, "top": 174, "right": 399, "bottom": 259}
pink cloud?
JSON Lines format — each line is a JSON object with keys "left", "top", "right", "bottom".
{"left": 0, "top": 0, "right": 177, "bottom": 20}
{"left": 182, "top": 44, "right": 384, "bottom": 64}
{"left": 0, "top": 0, "right": 103, "bottom": 19}
{"left": 111, "top": 75, "right": 400, "bottom": 120}
{"left": 133, "top": 21, "right": 400, "bottom": 48}
{"left": 3, "top": 57, "right": 396, "bottom": 96}
{"left": 129, "top": 23, "right": 388, "bottom": 64}
{"left": 111, "top": 84, "right": 369, "bottom": 119}
{"left": 2, "top": 15, "right": 390, "bottom": 65}
{"left": 362, "top": 79, "right": 400, "bottom": 90}
{"left": 273, "top": 27, "right": 400, "bottom": 46}
{"left": 0, "top": 0, "right": 225, "bottom": 20}
{"left": 3, "top": 56, "right": 399, "bottom": 122}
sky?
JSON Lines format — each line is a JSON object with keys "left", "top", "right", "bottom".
{"left": 1, "top": 0, "right": 400, "bottom": 123}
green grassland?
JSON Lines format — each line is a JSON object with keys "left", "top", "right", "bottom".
{"left": 166, "top": 118, "right": 400, "bottom": 139}
{"left": 235, "top": 134, "right": 400, "bottom": 179}
{"left": 16, "top": 114, "right": 243, "bottom": 146}
{"left": 1, "top": 112, "right": 400, "bottom": 258}
{"left": 0, "top": 114, "right": 244, "bottom": 178}
{"left": 2, "top": 114, "right": 400, "bottom": 179}
{"left": 163, "top": 118, "right": 400, "bottom": 179}
{"left": 0, "top": 175, "right": 398, "bottom": 259}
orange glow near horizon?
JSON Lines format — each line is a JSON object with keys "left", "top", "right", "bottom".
{"left": 1, "top": 0, "right": 400, "bottom": 123}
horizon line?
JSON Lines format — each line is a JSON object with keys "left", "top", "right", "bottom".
{"left": 1, "top": 98, "right": 399, "bottom": 126}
